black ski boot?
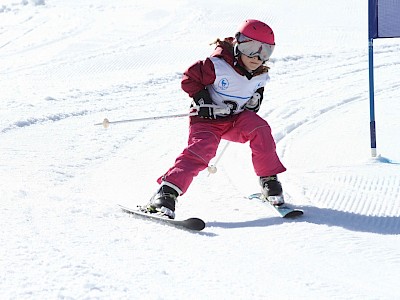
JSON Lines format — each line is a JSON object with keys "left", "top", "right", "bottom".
{"left": 259, "top": 175, "right": 285, "bottom": 206}
{"left": 146, "top": 185, "right": 178, "bottom": 219}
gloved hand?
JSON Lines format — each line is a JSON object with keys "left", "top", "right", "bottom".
{"left": 193, "top": 89, "right": 217, "bottom": 119}
{"left": 197, "top": 105, "right": 217, "bottom": 119}
{"left": 245, "top": 88, "right": 264, "bottom": 113}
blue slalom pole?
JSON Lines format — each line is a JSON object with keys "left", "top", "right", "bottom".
{"left": 368, "top": 38, "right": 377, "bottom": 157}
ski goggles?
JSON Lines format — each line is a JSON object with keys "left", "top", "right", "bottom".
{"left": 236, "top": 35, "right": 275, "bottom": 61}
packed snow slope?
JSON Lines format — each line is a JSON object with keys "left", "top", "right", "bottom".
{"left": 1, "top": 0, "right": 400, "bottom": 299}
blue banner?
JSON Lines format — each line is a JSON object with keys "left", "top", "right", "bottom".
{"left": 369, "top": 0, "right": 378, "bottom": 38}
{"left": 369, "top": 0, "right": 400, "bottom": 39}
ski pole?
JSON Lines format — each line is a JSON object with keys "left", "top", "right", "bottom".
{"left": 95, "top": 112, "right": 198, "bottom": 128}
{"left": 95, "top": 106, "right": 231, "bottom": 128}
{"left": 207, "top": 141, "right": 230, "bottom": 175}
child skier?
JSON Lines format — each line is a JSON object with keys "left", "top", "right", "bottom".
{"left": 145, "top": 19, "right": 287, "bottom": 219}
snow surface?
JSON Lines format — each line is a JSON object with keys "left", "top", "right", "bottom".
{"left": 1, "top": 0, "right": 400, "bottom": 299}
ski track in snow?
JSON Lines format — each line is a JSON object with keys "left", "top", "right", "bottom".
{"left": 1, "top": 0, "right": 400, "bottom": 299}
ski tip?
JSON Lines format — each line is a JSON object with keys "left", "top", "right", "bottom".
{"left": 283, "top": 210, "right": 304, "bottom": 218}
{"left": 186, "top": 218, "right": 206, "bottom": 231}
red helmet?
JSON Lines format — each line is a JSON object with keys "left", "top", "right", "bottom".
{"left": 235, "top": 20, "right": 275, "bottom": 61}
{"left": 236, "top": 19, "right": 275, "bottom": 45}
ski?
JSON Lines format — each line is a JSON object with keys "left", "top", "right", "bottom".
{"left": 248, "top": 193, "right": 303, "bottom": 218}
{"left": 118, "top": 204, "right": 206, "bottom": 231}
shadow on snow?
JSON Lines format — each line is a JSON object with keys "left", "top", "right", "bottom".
{"left": 207, "top": 206, "right": 400, "bottom": 235}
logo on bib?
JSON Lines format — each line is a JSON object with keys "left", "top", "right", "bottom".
{"left": 218, "top": 78, "right": 229, "bottom": 90}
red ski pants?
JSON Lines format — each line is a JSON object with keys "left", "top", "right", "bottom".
{"left": 157, "top": 110, "right": 286, "bottom": 194}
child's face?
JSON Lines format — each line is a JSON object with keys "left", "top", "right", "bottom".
{"left": 240, "top": 54, "right": 263, "bottom": 71}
